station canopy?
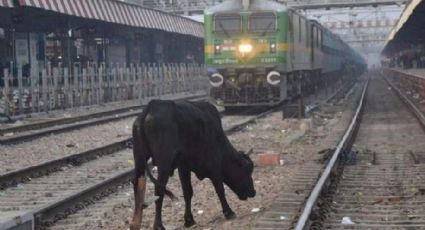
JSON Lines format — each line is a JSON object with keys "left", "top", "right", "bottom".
{"left": 382, "top": 0, "right": 425, "bottom": 56}
{"left": 15, "top": 0, "right": 203, "bottom": 38}
{"left": 0, "top": 0, "right": 13, "bottom": 7}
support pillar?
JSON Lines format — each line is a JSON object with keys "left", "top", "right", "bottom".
{"left": 298, "top": 72, "right": 305, "bottom": 119}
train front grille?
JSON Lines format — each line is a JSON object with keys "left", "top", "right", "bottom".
{"left": 211, "top": 86, "right": 280, "bottom": 105}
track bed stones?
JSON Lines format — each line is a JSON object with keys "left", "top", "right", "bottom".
{"left": 58, "top": 82, "right": 364, "bottom": 230}
{"left": 0, "top": 117, "right": 134, "bottom": 174}
{"left": 0, "top": 106, "right": 277, "bottom": 229}
{"left": 0, "top": 150, "right": 133, "bottom": 218}
{"left": 309, "top": 76, "right": 425, "bottom": 229}
{"left": 0, "top": 82, "right": 364, "bottom": 230}
{"left": 252, "top": 80, "right": 367, "bottom": 230}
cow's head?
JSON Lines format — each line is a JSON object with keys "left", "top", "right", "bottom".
{"left": 225, "top": 151, "right": 256, "bottom": 200}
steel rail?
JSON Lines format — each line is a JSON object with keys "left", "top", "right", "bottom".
{"left": 34, "top": 169, "right": 133, "bottom": 227}
{"left": 0, "top": 105, "right": 141, "bottom": 135}
{"left": 0, "top": 111, "right": 140, "bottom": 145}
{"left": 32, "top": 105, "right": 280, "bottom": 228}
{"left": 0, "top": 139, "right": 130, "bottom": 190}
{"left": 0, "top": 94, "right": 206, "bottom": 136}
{"left": 1, "top": 83, "right": 344, "bottom": 228}
{"left": 383, "top": 74, "right": 425, "bottom": 130}
{"left": 0, "top": 94, "right": 207, "bottom": 144}
{"left": 305, "top": 80, "right": 357, "bottom": 116}
{"left": 325, "top": 80, "right": 356, "bottom": 104}
{"left": 0, "top": 103, "right": 272, "bottom": 192}
{"left": 33, "top": 80, "right": 365, "bottom": 228}
{"left": 294, "top": 78, "right": 369, "bottom": 230}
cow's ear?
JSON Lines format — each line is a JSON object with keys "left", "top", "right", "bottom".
{"left": 238, "top": 156, "right": 251, "bottom": 169}
{"left": 240, "top": 154, "right": 254, "bottom": 172}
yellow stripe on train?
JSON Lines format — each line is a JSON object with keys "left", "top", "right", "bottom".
{"left": 205, "top": 43, "right": 289, "bottom": 54}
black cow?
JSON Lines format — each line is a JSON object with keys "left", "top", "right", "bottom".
{"left": 130, "top": 100, "right": 256, "bottom": 230}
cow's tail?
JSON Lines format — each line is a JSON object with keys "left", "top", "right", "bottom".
{"left": 146, "top": 162, "right": 177, "bottom": 200}
{"left": 132, "top": 104, "right": 176, "bottom": 201}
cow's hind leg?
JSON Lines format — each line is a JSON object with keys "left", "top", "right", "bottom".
{"left": 178, "top": 168, "right": 195, "bottom": 227}
{"left": 211, "top": 178, "right": 236, "bottom": 220}
{"left": 130, "top": 118, "right": 148, "bottom": 230}
{"left": 153, "top": 166, "right": 173, "bottom": 230}
{"left": 130, "top": 175, "right": 146, "bottom": 230}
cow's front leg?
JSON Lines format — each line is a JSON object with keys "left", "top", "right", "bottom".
{"left": 178, "top": 168, "right": 195, "bottom": 227}
{"left": 154, "top": 195, "right": 165, "bottom": 230}
{"left": 211, "top": 178, "right": 236, "bottom": 220}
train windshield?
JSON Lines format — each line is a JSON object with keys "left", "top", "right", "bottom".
{"left": 249, "top": 13, "right": 277, "bottom": 34}
{"left": 214, "top": 14, "right": 241, "bottom": 36}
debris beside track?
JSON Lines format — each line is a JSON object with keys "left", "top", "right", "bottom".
{"left": 256, "top": 151, "right": 281, "bottom": 167}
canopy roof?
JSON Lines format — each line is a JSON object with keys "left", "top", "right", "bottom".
{"left": 16, "top": 0, "right": 203, "bottom": 38}
{"left": 382, "top": 0, "right": 425, "bottom": 55}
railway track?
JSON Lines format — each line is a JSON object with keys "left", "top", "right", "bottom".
{"left": 0, "top": 106, "right": 278, "bottom": 230}
{"left": 0, "top": 94, "right": 207, "bottom": 145}
{"left": 292, "top": 73, "right": 425, "bottom": 229}
{"left": 31, "top": 81, "right": 354, "bottom": 230}
{"left": 0, "top": 80, "right": 350, "bottom": 229}
{"left": 250, "top": 78, "right": 366, "bottom": 230}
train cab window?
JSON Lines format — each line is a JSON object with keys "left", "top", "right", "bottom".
{"left": 214, "top": 14, "right": 241, "bottom": 35}
{"left": 249, "top": 13, "right": 277, "bottom": 34}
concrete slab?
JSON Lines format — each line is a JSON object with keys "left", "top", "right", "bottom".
{"left": 0, "top": 212, "right": 33, "bottom": 230}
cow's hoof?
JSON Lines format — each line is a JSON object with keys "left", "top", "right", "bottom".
{"left": 154, "top": 225, "right": 166, "bottom": 230}
{"left": 184, "top": 215, "right": 196, "bottom": 227}
{"left": 129, "top": 223, "right": 140, "bottom": 230}
{"left": 184, "top": 219, "right": 196, "bottom": 228}
{"left": 154, "top": 223, "right": 166, "bottom": 230}
{"left": 224, "top": 210, "right": 236, "bottom": 220}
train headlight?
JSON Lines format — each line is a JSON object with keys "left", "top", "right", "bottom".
{"left": 270, "top": 43, "right": 276, "bottom": 53}
{"left": 209, "top": 73, "right": 224, "bottom": 87}
{"left": 214, "top": 45, "right": 221, "bottom": 55}
{"left": 267, "top": 71, "right": 281, "bottom": 86}
{"left": 238, "top": 44, "right": 253, "bottom": 54}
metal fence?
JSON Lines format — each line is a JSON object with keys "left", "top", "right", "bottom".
{"left": 0, "top": 63, "right": 208, "bottom": 116}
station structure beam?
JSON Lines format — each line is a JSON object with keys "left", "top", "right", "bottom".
{"left": 281, "top": 0, "right": 407, "bottom": 10}
{"left": 140, "top": 0, "right": 407, "bottom": 15}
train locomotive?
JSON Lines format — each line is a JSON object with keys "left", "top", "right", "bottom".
{"left": 204, "top": 0, "right": 366, "bottom": 107}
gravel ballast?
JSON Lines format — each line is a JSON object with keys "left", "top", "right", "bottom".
{"left": 54, "top": 80, "right": 364, "bottom": 230}
{"left": 0, "top": 117, "right": 135, "bottom": 174}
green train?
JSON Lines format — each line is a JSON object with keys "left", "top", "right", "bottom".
{"left": 204, "top": 0, "right": 366, "bottom": 107}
